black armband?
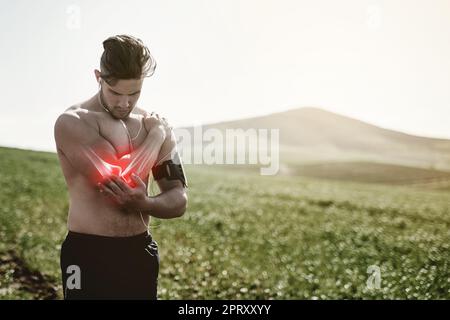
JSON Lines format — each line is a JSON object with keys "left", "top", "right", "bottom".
{"left": 152, "top": 159, "right": 188, "bottom": 188}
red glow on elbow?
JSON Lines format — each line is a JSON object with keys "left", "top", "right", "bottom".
{"left": 89, "top": 151, "right": 136, "bottom": 187}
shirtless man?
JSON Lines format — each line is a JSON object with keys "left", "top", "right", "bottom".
{"left": 54, "top": 35, "right": 188, "bottom": 300}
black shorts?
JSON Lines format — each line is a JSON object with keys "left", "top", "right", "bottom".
{"left": 60, "top": 230, "right": 159, "bottom": 300}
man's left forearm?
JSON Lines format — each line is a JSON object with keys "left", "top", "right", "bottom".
{"left": 140, "top": 187, "right": 188, "bottom": 219}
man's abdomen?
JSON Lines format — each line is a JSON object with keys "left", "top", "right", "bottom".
{"left": 67, "top": 186, "right": 149, "bottom": 237}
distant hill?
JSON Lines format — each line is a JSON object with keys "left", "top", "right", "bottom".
{"left": 180, "top": 107, "right": 450, "bottom": 173}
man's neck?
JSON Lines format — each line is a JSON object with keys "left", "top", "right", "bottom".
{"left": 87, "top": 92, "right": 136, "bottom": 123}
{"left": 85, "top": 93, "right": 105, "bottom": 113}
{"left": 90, "top": 92, "right": 120, "bottom": 120}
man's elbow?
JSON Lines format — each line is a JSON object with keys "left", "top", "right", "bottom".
{"left": 174, "top": 192, "right": 188, "bottom": 217}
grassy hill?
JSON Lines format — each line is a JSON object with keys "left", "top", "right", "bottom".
{"left": 290, "top": 161, "right": 450, "bottom": 186}
{"left": 0, "top": 146, "right": 449, "bottom": 299}
{"left": 209, "top": 161, "right": 450, "bottom": 189}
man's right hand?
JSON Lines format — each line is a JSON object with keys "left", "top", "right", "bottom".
{"left": 144, "top": 112, "right": 172, "bottom": 141}
{"left": 118, "top": 112, "right": 172, "bottom": 181}
{"left": 98, "top": 174, "right": 149, "bottom": 213}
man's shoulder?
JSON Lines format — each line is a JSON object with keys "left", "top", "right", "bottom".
{"left": 55, "top": 105, "right": 99, "bottom": 138}
{"left": 55, "top": 105, "right": 80, "bottom": 128}
{"left": 133, "top": 106, "right": 152, "bottom": 117}
{"left": 134, "top": 106, "right": 168, "bottom": 132}
{"left": 133, "top": 106, "right": 168, "bottom": 118}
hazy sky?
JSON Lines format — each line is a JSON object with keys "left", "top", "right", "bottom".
{"left": 1, "top": 0, "right": 449, "bottom": 152}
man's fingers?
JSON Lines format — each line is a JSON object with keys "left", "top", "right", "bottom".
{"left": 111, "top": 175, "right": 131, "bottom": 193}
{"left": 98, "top": 183, "right": 116, "bottom": 198}
{"left": 98, "top": 183, "right": 128, "bottom": 206}
{"left": 146, "top": 112, "right": 172, "bottom": 132}
{"left": 103, "top": 178, "right": 123, "bottom": 195}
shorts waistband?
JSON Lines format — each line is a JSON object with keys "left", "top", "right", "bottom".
{"left": 66, "top": 230, "right": 152, "bottom": 243}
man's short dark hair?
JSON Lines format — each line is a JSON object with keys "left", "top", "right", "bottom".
{"left": 100, "top": 34, "right": 156, "bottom": 85}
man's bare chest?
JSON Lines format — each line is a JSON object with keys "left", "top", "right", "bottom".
{"left": 95, "top": 112, "right": 148, "bottom": 158}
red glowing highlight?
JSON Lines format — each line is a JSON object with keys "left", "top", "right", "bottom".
{"left": 84, "top": 141, "right": 162, "bottom": 187}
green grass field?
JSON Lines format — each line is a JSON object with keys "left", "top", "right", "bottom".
{"left": 0, "top": 146, "right": 449, "bottom": 299}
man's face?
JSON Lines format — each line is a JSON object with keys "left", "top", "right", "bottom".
{"left": 97, "top": 73, "right": 144, "bottom": 119}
